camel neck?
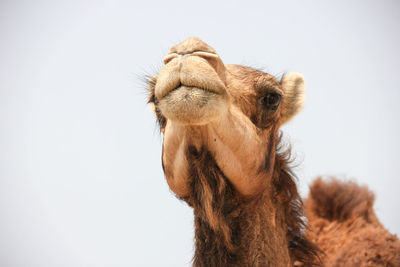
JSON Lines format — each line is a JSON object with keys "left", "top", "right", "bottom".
{"left": 183, "top": 144, "right": 321, "bottom": 267}
{"left": 192, "top": 192, "right": 292, "bottom": 267}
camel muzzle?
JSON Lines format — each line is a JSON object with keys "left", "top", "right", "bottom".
{"left": 154, "top": 38, "right": 229, "bottom": 125}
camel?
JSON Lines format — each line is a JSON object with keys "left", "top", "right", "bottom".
{"left": 146, "top": 37, "right": 400, "bottom": 266}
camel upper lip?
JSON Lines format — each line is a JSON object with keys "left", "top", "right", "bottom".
{"left": 155, "top": 59, "right": 226, "bottom": 100}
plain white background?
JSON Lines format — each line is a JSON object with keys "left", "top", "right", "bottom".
{"left": 1, "top": 0, "right": 399, "bottom": 266}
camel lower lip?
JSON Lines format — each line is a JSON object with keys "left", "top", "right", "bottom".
{"left": 163, "top": 86, "right": 221, "bottom": 104}
{"left": 163, "top": 85, "right": 221, "bottom": 99}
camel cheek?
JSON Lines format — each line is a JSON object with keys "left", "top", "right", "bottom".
{"left": 162, "top": 141, "right": 191, "bottom": 198}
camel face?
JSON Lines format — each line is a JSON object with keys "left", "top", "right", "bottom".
{"left": 148, "top": 37, "right": 306, "bottom": 197}
{"left": 150, "top": 37, "right": 305, "bottom": 130}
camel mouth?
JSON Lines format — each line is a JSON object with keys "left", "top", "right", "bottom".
{"left": 155, "top": 66, "right": 227, "bottom": 102}
{"left": 157, "top": 85, "right": 228, "bottom": 125}
{"left": 162, "top": 83, "right": 223, "bottom": 100}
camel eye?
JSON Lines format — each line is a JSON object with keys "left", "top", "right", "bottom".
{"left": 259, "top": 92, "right": 281, "bottom": 111}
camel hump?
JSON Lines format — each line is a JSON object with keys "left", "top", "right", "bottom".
{"left": 306, "top": 177, "right": 376, "bottom": 222}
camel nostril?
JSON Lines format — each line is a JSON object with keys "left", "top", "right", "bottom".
{"left": 163, "top": 53, "right": 178, "bottom": 64}
{"left": 167, "top": 37, "right": 217, "bottom": 56}
{"left": 191, "top": 51, "right": 219, "bottom": 59}
{"left": 164, "top": 51, "right": 219, "bottom": 65}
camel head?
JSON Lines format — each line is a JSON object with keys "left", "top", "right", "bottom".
{"left": 147, "top": 37, "right": 305, "bottom": 199}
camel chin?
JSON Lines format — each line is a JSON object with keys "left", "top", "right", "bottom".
{"left": 157, "top": 86, "right": 228, "bottom": 125}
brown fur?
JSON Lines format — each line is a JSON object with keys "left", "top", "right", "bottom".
{"left": 305, "top": 178, "right": 400, "bottom": 266}
{"left": 184, "top": 137, "right": 321, "bottom": 267}
{"left": 149, "top": 38, "right": 319, "bottom": 266}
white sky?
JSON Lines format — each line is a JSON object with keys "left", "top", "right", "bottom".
{"left": 1, "top": 1, "right": 399, "bottom": 266}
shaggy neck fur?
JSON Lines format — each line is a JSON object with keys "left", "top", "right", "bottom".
{"left": 183, "top": 134, "right": 321, "bottom": 267}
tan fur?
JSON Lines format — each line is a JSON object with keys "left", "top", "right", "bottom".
{"left": 147, "top": 37, "right": 399, "bottom": 266}
{"left": 280, "top": 73, "right": 305, "bottom": 124}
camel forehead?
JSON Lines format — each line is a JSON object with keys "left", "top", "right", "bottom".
{"left": 225, "top": 64, "right": 281, "bottom": 93}
{"left": 225, "top": 65, "right": 278, "bottom": 81}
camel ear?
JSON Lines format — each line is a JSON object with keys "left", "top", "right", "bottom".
{"left": 280, "top": 72, "right": 305, "bottom": 124}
